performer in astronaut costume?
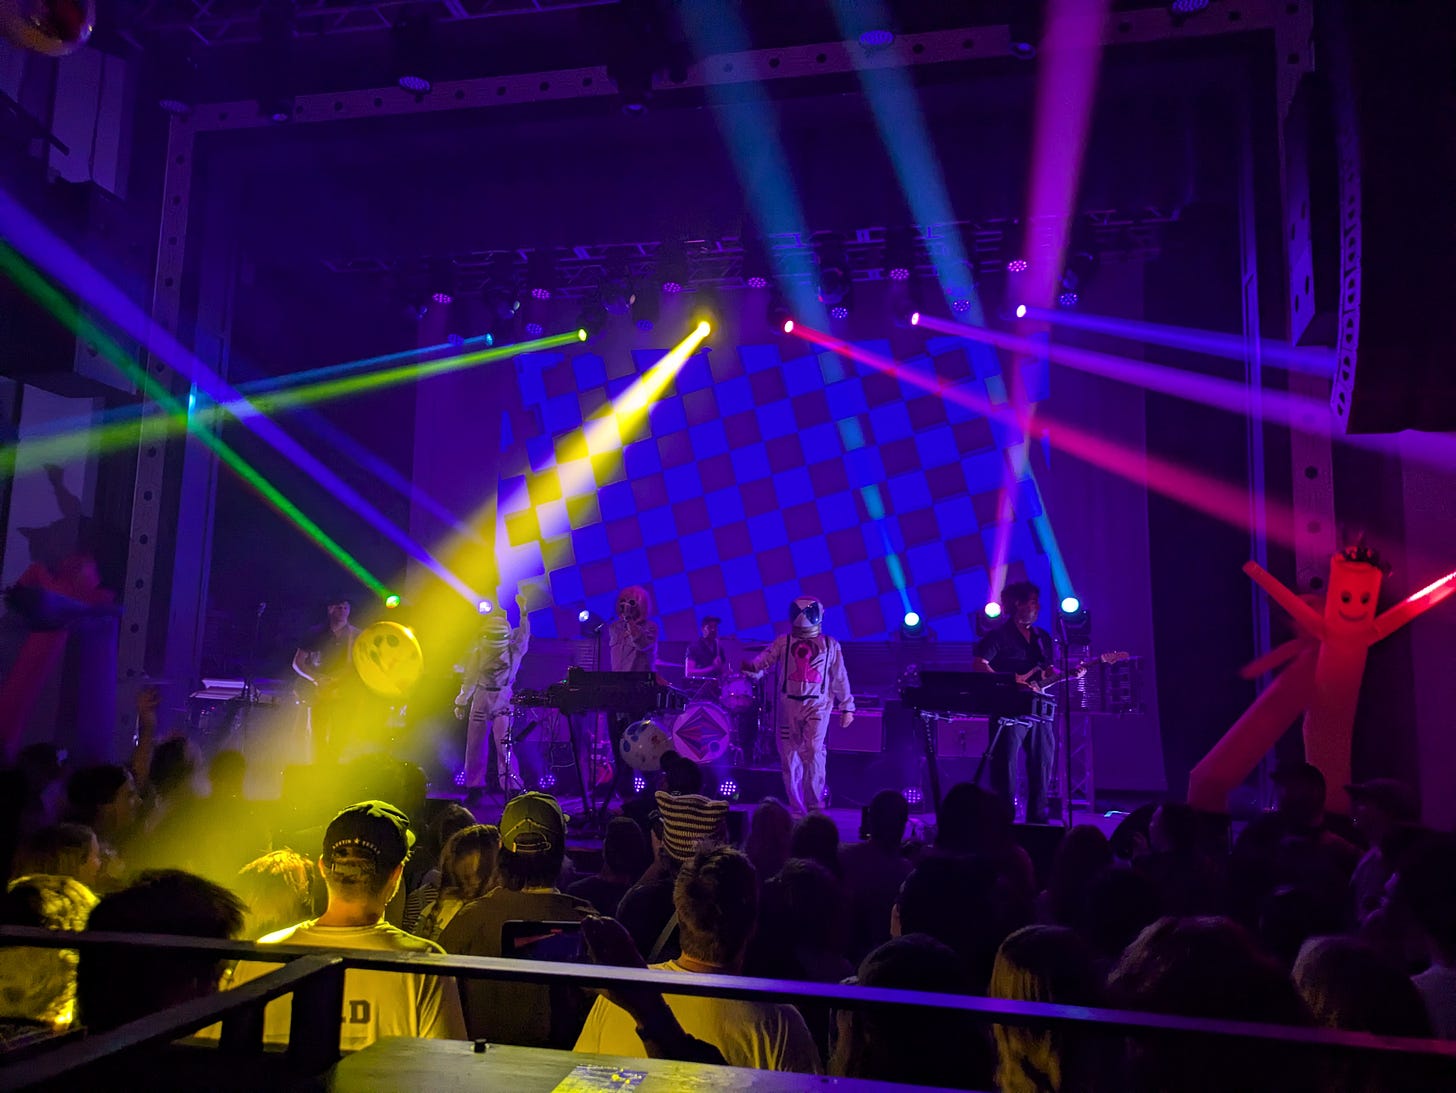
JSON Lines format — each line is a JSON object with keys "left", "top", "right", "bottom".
{"left": 455, "top": 591, "right": 531, "bottom": 794}
{"left": 744, "top": 595, "right": 854, "bottom": 814}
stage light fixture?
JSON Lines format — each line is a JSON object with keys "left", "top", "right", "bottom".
{"left": 633, "top": 773, "right": 647, "bottom": 793}
{"left": 657, "top": 239, "right": 689, "bottom": 296}
{"left": 1060, "top": 596, "right": 1081, "bottom": 615}
{"left": 1008, "top": 7, "right": 1044, "bottom": 59}
{"left": 860, "top": 28, "right": 894, "bottom": 47}
{"left": 1015, "top": 304, "right": 1028, "bottom": 319}
{"left": 632, "top": 286, "right": 659, "bottom": 332}
{"left": 904, "top": 611, "right": 921, "bottom": 628}
{"left": 718, "top": 778, "right": 739, "bottom": 800}
{"left": 1170, "top": 0, "right": 1209, "bottom": 12}
{"left": 1059, "top": 603, "right": 1092, "bottom": 645}
{"left": 884, "top": 226, "right": 916, "bottom": 283}
{"left": 815, "top": 233, "right": 852, "bottom": 309}
{"left": 538, "top": 772, "right": 557, "bottom": 790}
{"left": 579, "top": 610, "right": 604, "bottom": 636}
{"left": 695, "top": 320, "right": 711, "bottom": 337}
{"left": 952, "top": 298, "right": 973, "bottom": 313}
{"left": 392, "top": 14, "right": 433, "bottom": 95}
{"left": 478, "top": 599, "right": 494, "bottom": 614}
{"left": 385, "top": 594, "right": 401, "bottom": 609}
{"left": 984, "top": 602, "right": 1002, "bottom": 619}
{"left": 454, "top": 769, "right": 466, "bottom": 787}
{"left": 741, "top": 231, "right": 773, "bottom": 290}
{"left": 256, "top": 0, "right": 296, "bottom": 123}
{"left": 1006, "top": 258, "right": 1029, "bottom": 273}
{"left": 525, "top": 249, "right": 556, "bottom": 301}
{"left": 904, "top": 785, "right": 923, "bottom": 805}
{"left": 910, "top": 311, "right": 921, "bottom": 326}
{"left": 577, "top": 328, "right": 589, "bottom": 342}
{"left": 767, "top": 291, "right": 792, "bottom": 334}
{"left": 1059, "top": 292, "right": 1079, "bottom": 309}
{"left": 577, "top": 609, "right": 591, "bottom": 623}
{"left": 157, "top": 50, "right": 199, "bottom": 115}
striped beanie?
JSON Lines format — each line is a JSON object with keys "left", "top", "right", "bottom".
{"left": 655, "top": 790, "right": 729, "bottom": 863}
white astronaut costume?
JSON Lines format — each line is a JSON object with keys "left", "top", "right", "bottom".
{"left": 747, "top": 596, "right": 854, "bottom": 814}
{"left": 455, "top": 605, "right": 530, "bottom": 791}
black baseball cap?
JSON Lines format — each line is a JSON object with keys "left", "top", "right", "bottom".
{"left": 322, "top": 800, "right": 414, "bottom": 876}
{"left": 501, "top": 791, "right": 566, "bottom": 855}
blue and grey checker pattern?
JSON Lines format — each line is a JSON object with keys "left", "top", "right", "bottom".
{"left": 498, "top": 336, "right": 1051, "bottom": 641}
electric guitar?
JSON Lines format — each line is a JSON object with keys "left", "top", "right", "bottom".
{"left": 1016, "top": 650, "right": 1130, "bottom": 693}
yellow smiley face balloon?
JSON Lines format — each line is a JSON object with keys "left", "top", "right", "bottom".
{"left": 351, "top": 621, "right": 424, "bottom": 698}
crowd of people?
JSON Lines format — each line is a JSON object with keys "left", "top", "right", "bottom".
{"left": 1, "top": 728, "right": 1453, "bottom": 1091}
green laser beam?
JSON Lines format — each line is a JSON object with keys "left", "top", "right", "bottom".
{"left": 0, "top": 242, "right": 393, "bottom": 599}
{"left": 2, "top": 326, "right": 587, "bottom": 476}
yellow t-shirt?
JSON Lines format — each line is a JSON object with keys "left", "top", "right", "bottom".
{"left": 572, "top": 961, "right": 821, "bottom": 1073}
{"left": 227, "top": 919, "right": 466, "bottom": 1051}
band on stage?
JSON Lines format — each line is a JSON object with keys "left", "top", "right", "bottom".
{"left": 289, "top": 578, "right": 1112, "bottom": 825}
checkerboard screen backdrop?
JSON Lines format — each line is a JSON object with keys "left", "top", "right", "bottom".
{"left": 497, "top": 336, "right": 1051, "bottom": 642}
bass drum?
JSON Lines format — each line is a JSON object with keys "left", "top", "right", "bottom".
{"left": 720, "top": 674, "right": 757, "bottom": 713}
{"left": 619, "top": 715, "right": 674, "bottom": 772}
{"left": 671, "top": 701, "right": 733, "bottom": 765}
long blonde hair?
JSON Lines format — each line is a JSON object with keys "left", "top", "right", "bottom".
{"left": 989, "top": 925, "right": 1099, "bottom": 1093}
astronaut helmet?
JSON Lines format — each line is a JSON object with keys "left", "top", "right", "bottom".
{"left": 479, "top": 613, "right": 511, "bottom": 646}
{"left": 789, "top": 595, "right": 824, "bottom": 637}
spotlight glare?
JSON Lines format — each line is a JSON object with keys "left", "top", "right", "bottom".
{"left": 577, "top": 328, "right": 589, "bottom": 341}
{"left": 384, "top": 594, "right": 401, "bottom": 609}
{"left": 910, "top": 311, "right": 921, "bottom": 326}
{"left": 903, "top": 611, "right": 921, "bottom": 628}
{"left": 578, "top": 609, "right": 591, "bottom": 623}
{"left": 477, "top": 599, "right": 493, "bottom": 614}
{"left": 1060, "top": 596, "right": 1081, "bottom": 615}
{"left": 1015, "top": 304, "right": 1027, "bottom": 318}
{"left": 984, "top": 602, "right": 1003, "bottom": 619}
{"left": 782, "top": 319, "right": 795, "bottom": 334}
{"left": 696, "top": 320, "right": 711, "bottom": 336}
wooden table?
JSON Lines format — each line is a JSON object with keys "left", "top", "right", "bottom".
{"left": 330, "top": 1038, "right": 971, "bottom": 1092}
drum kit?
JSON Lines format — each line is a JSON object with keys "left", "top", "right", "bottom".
{"left": 621, "top": 659, "right": 770, "bottom": 772}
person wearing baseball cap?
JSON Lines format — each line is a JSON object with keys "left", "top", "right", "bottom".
{"left": 1346, "top": 778, "right": 1422, "bottom": 918}
{"left": 221, "top": 800, "right": 465, "bottom": 1050}
{"left": 437, "top": 792, "right": 595, "bottom": 1047}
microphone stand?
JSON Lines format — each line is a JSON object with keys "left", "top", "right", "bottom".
{"left": 1055, "top": 619, "right": 1074, "bottom": 827}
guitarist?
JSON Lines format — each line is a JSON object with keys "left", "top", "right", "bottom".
{"left": 971, "top": 581, "right": 1078, "bottom": 824}
{"left": 292, "top": 595, "right": 361, "bottom": 764}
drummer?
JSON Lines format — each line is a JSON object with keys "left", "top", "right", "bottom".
{"left": 684, "top": 616, "right": 727, "bottom": 679}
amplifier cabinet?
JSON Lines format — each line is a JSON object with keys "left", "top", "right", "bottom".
{"left": 933, "top": 715, "right": 990, "bottom": 759}
{"left": 828, "top": 708, "right": 887, "bottom": 753}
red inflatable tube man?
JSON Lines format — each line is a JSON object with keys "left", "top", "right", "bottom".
{"left": 1188, "top": 545, "right": 1456, "bottom": 815}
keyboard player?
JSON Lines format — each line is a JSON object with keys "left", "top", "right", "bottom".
{"left": 972, "top": 581, "right": 1081, "bottom": 824}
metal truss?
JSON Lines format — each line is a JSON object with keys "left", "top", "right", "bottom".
{"left": 133, "top": 0, "right": 615, "bottom": 46}
{"left": 321, "top": 208, "right": 1181, "bottom": 300}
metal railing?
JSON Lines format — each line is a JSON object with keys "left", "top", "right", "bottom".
{"left": 2, "top": 926, "right": 1453, "bottom": 1090}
